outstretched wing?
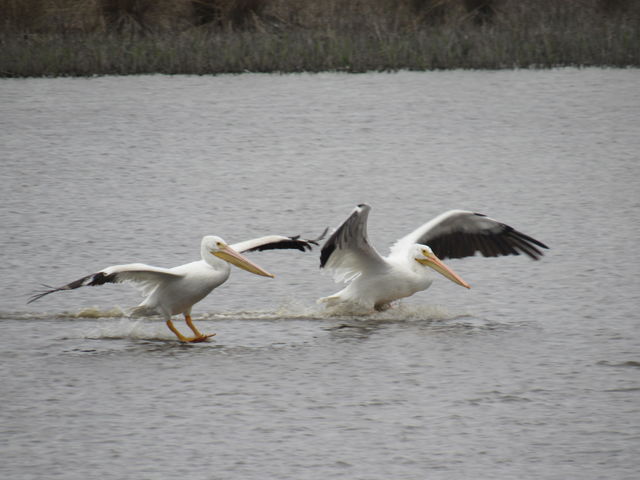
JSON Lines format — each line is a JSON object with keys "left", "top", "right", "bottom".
{"left": 27, "top": 263, "right": 184, "bottom": 303}
{"left": 391, "top": 210, "right": 548, "bottom": 260}
{"left": 230, "top": 230, "right": 327, "bottom": 253}
{"left": 320, "top": 204, "right": 388, "bottom": 283}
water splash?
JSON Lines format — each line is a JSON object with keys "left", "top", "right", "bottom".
{"left": 325, "top": 302, "right": 463, "bottom": 322}
{"left": 6, "top": 301, "right": 469, "bottom": 324}
{"left": 198, "top": 301, "right": 465, "bottom": 323}
{"left": 84, "top": 318, "right": 174, "bottom": 342}
{"left": 68, "top": 306, "right": 128, "bottom": 319}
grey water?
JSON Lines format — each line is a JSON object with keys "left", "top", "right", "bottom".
{"left": 1, "top": 69, "right": 639, "bottom": 480}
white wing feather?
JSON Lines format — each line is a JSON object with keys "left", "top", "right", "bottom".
{"left": 101, "top": 264, "right": 185, "bottom": 297}
{"left": 28, "top": 263, "right": 185, "bottom": 303}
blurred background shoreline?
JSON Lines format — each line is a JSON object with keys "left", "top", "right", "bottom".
{"left": 1, "top": 0, "right": 639, "bottom": 77}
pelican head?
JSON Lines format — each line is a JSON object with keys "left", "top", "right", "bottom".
{"left": 414, "top": 245, "right": 470, "bottom": 289}
{"left": 201, "top": 236, "right": 274, "bottom": 278}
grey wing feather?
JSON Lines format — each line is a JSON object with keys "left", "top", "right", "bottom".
{"left": 319, "top": 204, "right": 387, "bottom": 281}
{"left": 391, "top": 210, "right": 548, "bottom": 260}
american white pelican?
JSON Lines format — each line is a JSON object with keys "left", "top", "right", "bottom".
{"left": 319, "top": 204, "right": 548, "bottom": 312}
{"left": 29, "top": 234, "right": 320, "bottom": 342}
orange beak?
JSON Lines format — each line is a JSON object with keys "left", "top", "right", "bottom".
{"left": 213, "top": 244, "right": 275, "bottom": 278}
{"left": 417, "top": 251, "right": 471, "bottom": 289}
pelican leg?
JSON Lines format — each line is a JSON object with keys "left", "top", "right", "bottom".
{"left": 165, "top": 318, "right": 214, "bottom": 343}
{"left": 184, "top": 314, "right": 216, "bottom": 342}
{"left": 166, "top": 319, "right": 191, "bottom": 342}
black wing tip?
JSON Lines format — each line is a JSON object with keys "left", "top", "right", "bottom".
{"left": 27, "top": 284, "right": 59, "bottom": 304}
{"left": 285, "top": 229, "right": 331, "bottom": 251}
{"left": 510, "top": 229, "right": 549, "bottom": 251}
{"left": 27, "top": 292, "right": 46, "bottom": 304}
{"left": 526, "top": 235, "right": 549, "bottom": 250}
{"left": 319, "top": 244, "right": 335, "bottom": 268}
{"left": 476, "top": 214, "right": 549, "bottom": 251}
{"left": 26, "top": 272, "right": 114, "bottom": 304}
{"left": 307, "top": 227, "right": 329, "bottom": 246}
{"left": 494, "top": 222, "right": 548, "bottom": 259}
{"left": 285, "top": 236, "right": 312, "bottom": 252}
{"left": 244, "top": 231, "right": 329, "bottom": 253}
{"left": 247, "top": 241, "right": 306, "bottom": 252}
{"left": 422, "top": 210, "right": 549, "bottom": 262}
{"left": 431, "top": 228, "right": 548, "bottom": 261}
{"left": 504, "top": 230, "right": 548, "bottom": 260}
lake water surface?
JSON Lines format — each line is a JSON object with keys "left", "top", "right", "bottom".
{"left": 1, "top": 69, "right": 639, "bottom": 479}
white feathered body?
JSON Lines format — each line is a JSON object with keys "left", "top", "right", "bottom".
{"left": 319, "top": 204, "right": 547, "bottom": 312}
{"left": 28, "top": 234, "right": 318, "bottom": 338}
{"left": 320, "top": 254, "right": 434, "bottom": 310}
{"left": 136, "top": 259, "right": 230, "bottom": 318}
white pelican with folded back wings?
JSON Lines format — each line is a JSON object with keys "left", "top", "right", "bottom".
{"left": 29, "top": 233, "right": 322, "bottom": 342}
{"left": 319, "top": 204, "right": 548, "bottom": 312}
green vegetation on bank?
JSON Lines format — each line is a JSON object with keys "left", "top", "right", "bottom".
{"left": 1, "top": 0, "right": 639, "bottom": 77}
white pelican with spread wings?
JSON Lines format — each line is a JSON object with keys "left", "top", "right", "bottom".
{"left": 30, "top": 234, "right": 321, "bottom": 342}
{"left": 319, "top": 204, "right": 548, "bottom": 312}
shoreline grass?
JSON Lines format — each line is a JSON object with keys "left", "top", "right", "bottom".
{"left": 1, "top": 0, "right": 639, "bottom": 77}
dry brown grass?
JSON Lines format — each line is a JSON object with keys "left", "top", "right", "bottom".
{"left": 0, "top": 0, "right": 516, "bottom": 33}
{"left": 1, "top": 0, "right": 638, "bottom": 76}
{"left": 0, "top": 0, "right": 102, "bottom": 33}
{"left": 0, "top": 0, "right": 270, "bottom": 33}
